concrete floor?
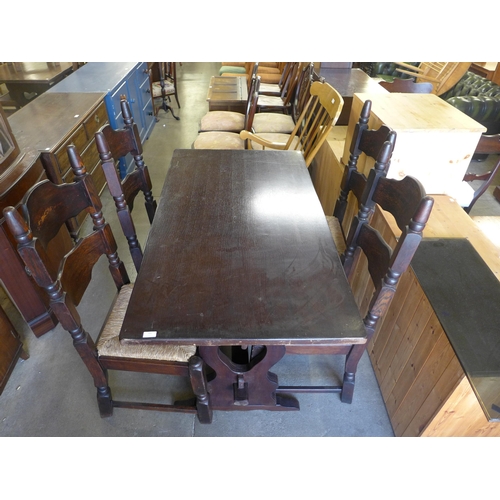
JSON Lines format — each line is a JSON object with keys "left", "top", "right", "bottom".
{"left": 1, "top": 62, "right": 499, "bottom": 437}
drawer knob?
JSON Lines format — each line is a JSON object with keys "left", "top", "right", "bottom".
{"left": 94, "top": 114, "right": 100, "bottom": 123}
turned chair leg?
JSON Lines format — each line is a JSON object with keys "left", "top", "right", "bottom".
{"left": 341, "top": 344, "right": 366, "bottom": 404}
{"left": 189, "top": 356, "right": 213, "bottom": 424}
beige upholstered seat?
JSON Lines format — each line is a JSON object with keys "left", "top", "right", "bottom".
{"left": 252, "top": 113, "right": 295, "bottom": 134}
{"left": 194, "top": 131, "right": 246, "bottom": 150}
{"left": 194, "top": 78, "right": 260, "bottom": 150}
{"left": 97, "top": 284, "right": 196, "bottom": 362}
{"left": 198, "top": 75, "right": 259, "bottom": 133}
{"left": 200, "top": 111, "right": 246, "bottom": 133}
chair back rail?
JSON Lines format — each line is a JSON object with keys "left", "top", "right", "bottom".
{"left": 95, "top": 96, "right": 158, "bottom": 272}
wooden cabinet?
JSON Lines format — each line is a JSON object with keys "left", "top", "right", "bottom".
{"left": 0, "top": 304, "right": 27, "bottom": 395}
{"left": 361, "top": 197, "right": 500, "bottom": 436}
{"left": 10, "top": 92, "right": 108, "bottom": 188}
{"left": 48, "top": 62, "right": 155, "bottom": 177}
{"left": 343, "top": 93, "right": 486, "bottom": 202}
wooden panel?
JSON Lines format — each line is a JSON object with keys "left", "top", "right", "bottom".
{"left": 0, "top": 305, "right": 23, "bottom": 395}
{"left": 421, "top": 375, "right": 500, "bottom": 437}
{"left": 54, "top": 125, "right": 87, "bottom": 177}
{"left": 83, "top": 101, "right": 108, "bottom": 139}
{"left": 309, "top": 126, "right": 346, "bottom": 216}
{"left": 363, "top": 195, "right": 500, "bottom": 436}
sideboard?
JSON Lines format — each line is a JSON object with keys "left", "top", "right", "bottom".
{"left": 0, "top": 302, "right": 28, "bottom": 395}
{"left": 47, "top": 62, "right": 155, "bottom": 177}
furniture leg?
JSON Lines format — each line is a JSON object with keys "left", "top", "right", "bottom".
{"left": 188, "top": 355, "right": 213, "bottom": 424}
{"left": 341, "top": 344, "right": 366, "bottom": 403}
{"left": 198, "top": 345, "right": 299, "bottom": 411}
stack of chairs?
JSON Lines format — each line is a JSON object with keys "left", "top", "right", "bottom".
{"left": 194, "top": 62, "right": 344, "bottom": 169}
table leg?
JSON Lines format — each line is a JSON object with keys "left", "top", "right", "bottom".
{"left": 198, "top": 345, "right": 299, "bottom": 412}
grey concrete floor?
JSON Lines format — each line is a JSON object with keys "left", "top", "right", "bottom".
{"left": 1, "top": 62, "right": 499, "bottom": 438}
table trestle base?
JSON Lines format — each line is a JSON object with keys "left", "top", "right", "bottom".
{"left": 112, "top": 400, "right": 198, "bottom": 414}
{"left": 276, "top": 386, "right": 343, "bottom": 393}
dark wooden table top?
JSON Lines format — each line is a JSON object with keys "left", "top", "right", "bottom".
{"left": 317, "top": 68, "right": 387, "bottom": 98}
{"left": 120, "top": 149, "right": 365, "bottom": 346}
{"left": 0, "top": 62, "right": 73, "bottom": 84}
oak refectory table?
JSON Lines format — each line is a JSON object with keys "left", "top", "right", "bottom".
{"left": 119, "top": 149, "right": 366, "bottom": 416}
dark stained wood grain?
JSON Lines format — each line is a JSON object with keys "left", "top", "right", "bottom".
{"left": 120, "top": 149, "right": 366, "bottom": 346}
{"left": 317, "top": 68, "right": 387, "bottom": 125}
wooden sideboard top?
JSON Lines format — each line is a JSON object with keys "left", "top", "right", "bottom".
{"left": 8, "top": 92, "right": 106, "bottom": 152}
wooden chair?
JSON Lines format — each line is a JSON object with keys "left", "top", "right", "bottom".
{"left": 251, "top": 63, "right": 313, "bottom": 135}
{"left": 291, "top": 62, "right": 315, "bottom": 122}
{"left": 199, "top": 69, "right": 259, "bottom": 133}
{"left": 258, "top": 62, "right": 296, "bottom": 96}
{"left": 2, "top": 145, "right": 212, "bottom": 423}
{"left": 393, "top": 62, "right": 471, "bottom": 95}
{"left": 240, "top": 80, "right": 344, "bottom": 167}
{"left": 275, "top": 170, "right": 434, "bottom": 404}
{"left": 326, "top": 100, "right": 397, "bottom": 253}
{"left": 95, "top": 96, "right": 157, "bottom": 273}
{"left": 220, "top": 62, "right": 284, "bottom": 85}
{"left": 378, "top": 78, "right": 434, "bottom": 93}
{"left": 193, "top": 77, "right": 260, "bottom": 150}
{"left": 255, "top": 62, "right": 302, "bottom": 114}
{"left": 461, "top": 133, "right": 500, "bottom": 213}
{"left": 151, "top": 62, "right": 180, "bottom": 120}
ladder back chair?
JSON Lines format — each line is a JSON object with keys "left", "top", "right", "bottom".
{"left": 241, "top": 80, "right": 344, "bottom": 167}
{"left": 95, "top": 96, "right": 157, "bottom": 272}
{"left": 274, "top": 170, "right": 434, "bottom": 404}
{"left": 2, "top": 145, "right": 212, "bottom": 423}
{"left": 326, "top": 100, "right": 397, "bottom": 253}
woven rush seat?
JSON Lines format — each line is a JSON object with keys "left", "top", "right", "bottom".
{"left": 97, "top": 284, "right": 196, "bottom": 362}
{"left": 325, "top": 215, "right": 346, "bottom": 254}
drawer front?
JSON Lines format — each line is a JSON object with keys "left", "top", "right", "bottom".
{"left": 83, "top": 101, "right": 108, "bottom": 139}
{"left": 89, "top": 159, "right": 106, "bottom": 195}
{"left": 55, "top": 125, "right": 88, "bottom": 178}
{"left": 62, "top": 137, "right": 100, "bottom": 183}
